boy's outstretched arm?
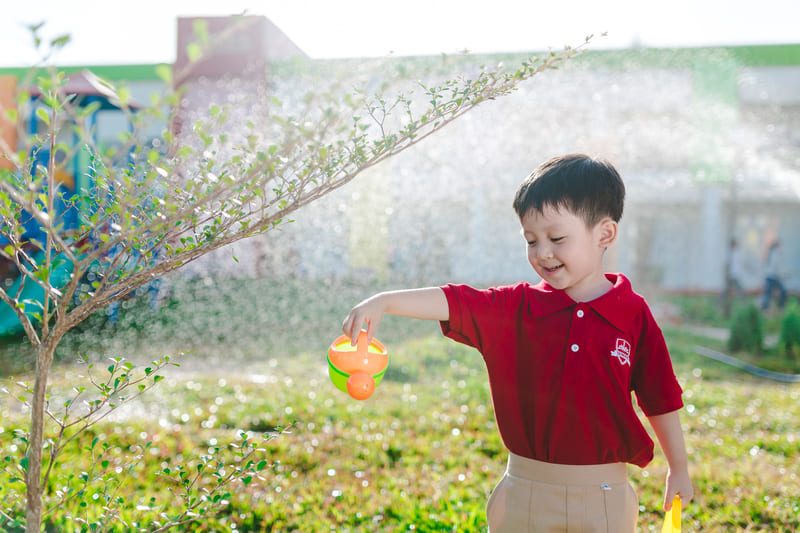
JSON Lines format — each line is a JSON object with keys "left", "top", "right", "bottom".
{"left": 648, "top": 410, "right": 694, "bottom": 511}
{"left": 343, "top": 287, "right": 449, "bottom": 344}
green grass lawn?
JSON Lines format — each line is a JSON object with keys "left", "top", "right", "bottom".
{"left": 1, "top": 279, "right": 798, "bottom": 531}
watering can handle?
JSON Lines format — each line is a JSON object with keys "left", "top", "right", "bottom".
{"left": 356, "top": 329, "right": 368, "bottom": 355}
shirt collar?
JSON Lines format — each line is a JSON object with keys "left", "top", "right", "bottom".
{"left": 529, "top": 273, "right": 644, "bottom": 331}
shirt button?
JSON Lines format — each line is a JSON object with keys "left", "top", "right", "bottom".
{"left": 571, "top": 344, "right": 579, "bottom": 352}
{"left": 576, "top": 310, "right": 584, "bottom": 318}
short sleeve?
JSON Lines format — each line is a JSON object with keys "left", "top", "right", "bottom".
{"left": 631, "top": 305, "right": 684, "bottom": 416}
{"left": 439, "top": 284, "right": 511, "bottom": 354}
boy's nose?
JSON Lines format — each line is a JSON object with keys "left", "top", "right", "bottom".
{"left": 537, "top": 245, "right": 554, "bottom": 260}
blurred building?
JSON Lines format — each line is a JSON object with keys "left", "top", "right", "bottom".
{"left": 275, "top": 42, "right": 800, "bottom": 295}
{"left": 1, "top": 16, "right": 798, "bottom": 294}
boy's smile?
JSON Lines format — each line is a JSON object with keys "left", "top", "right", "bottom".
{"left": 520, "top": 206, "right": 616, "bottom": 302}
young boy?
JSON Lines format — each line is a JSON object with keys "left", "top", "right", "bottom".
{"left": 342, "top": 154, "right": 693, "bottom": 532}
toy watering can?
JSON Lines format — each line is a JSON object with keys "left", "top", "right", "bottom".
{"left": 662, "top": 496, "right": 681, "bottom": 533}
{"left": 328, "top": 330, "right": 388, "bottom": 400}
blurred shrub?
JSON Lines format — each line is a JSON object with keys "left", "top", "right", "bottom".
{"left": 669, "top": 295, "right": 725, "bottom": 326}
{"left": 779, "top": 300, "right": 800, "bottom": 361}
{"left": 728, "top": 303, "right": 763, "bottom": 355}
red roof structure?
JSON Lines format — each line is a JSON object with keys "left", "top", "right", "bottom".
{"left": 28, "top": 70, "right": 145, "bottom": 109}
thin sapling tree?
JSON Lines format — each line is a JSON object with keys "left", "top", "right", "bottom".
{"left": 0, "top": 20, "right": 592, "bottom": 531}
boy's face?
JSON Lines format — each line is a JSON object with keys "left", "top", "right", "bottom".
{"left": 520, "top": 205, "right": 617, "bottom": 302}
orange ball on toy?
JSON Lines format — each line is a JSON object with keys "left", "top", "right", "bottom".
{"left": 347, "top": 371, "right": 376, "bottom": 400}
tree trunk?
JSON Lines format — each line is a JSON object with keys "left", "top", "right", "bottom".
{"left": 25, "top": 340, "right": 55, "bottom": 533}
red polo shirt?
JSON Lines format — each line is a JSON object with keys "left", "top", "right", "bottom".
{"left": 440, "top": 273, "right": 683, "bottom": 468}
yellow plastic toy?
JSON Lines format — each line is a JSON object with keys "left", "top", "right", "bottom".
{"left": 662, "top": 496, "right": 681, "bottom": 533}
{"left": 328, "top": 330, "right": 388, "bottom": 400}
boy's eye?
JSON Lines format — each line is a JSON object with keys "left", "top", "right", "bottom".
{"left": 526, "top": 240, "right": 536, "bottom": 247}
{"left": 551, "top": 236, "right": 565, "bottom": 243}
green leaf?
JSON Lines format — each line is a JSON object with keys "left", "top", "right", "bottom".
{"left": 21, "top": 299, "right": 44, "bottom": 310}
{"left": 117, "top": 86, "right": 131, "bottom": 106}
{"left": 5, "top": 107, "right": 18, "bottom": 124}
{"left": 186, "top": 42, "right": 202, "bottom": 63}
{"left": 192, "top": 19, "right": 209, "bottom": 43}
{"left": 155, "top": 64, "right": 173, "bottom": 84}
{"left": 36, "top": 107, "right": 50, "bottom": 126}
{"left": 80, "top": 100, "right": 101, "bottom": 117}
{"left": 50, "top": 34, "right": 71, "bottom": 48}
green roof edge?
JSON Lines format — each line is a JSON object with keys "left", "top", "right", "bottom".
{"left": 1, "top": 43, "right": 798, "bottom": 82}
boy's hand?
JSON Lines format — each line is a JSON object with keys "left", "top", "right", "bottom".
{"left": 664, "top": 468, "right": 693, "bottom": 511}
{"left": 647, "top": 410, "right": 694, "bottom": 511}
{"left": 342, "top": 294, "right": 387, "bottom": 345}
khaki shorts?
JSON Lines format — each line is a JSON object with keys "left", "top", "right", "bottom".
{"left": 486, "top": 453, "right": 639, "bottom": 533}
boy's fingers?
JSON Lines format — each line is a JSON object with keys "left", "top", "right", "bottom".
{"left": 365, "top": 321, "right": 377, "bottom": 345}
{"left": 342, "top": 313, "right": 359, "bottom": 341}
{"left": 347, "top": 319, "right": 360, "bottom": 345}
{"left": 342, "top": 300, "right": 382, "bottom": 345}
{"left": 664, "top": 492, "right": 688, "bottom": 512}
{"left": 663, "top": 492, "right": 675, "bottom": 511}
{"left": 348, "top": 313, "right": 369, "bottom": 345}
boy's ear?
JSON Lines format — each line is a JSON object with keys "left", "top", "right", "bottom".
{"left": 596, "top": 218, "right": 618, "bottom": 248}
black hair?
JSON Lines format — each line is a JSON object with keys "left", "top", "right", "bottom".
{"left": 512, "top": 154, "right": 625, "bottom": 227}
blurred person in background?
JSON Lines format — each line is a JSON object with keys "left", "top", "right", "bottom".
{"left": 761, "top": 239, "right": 787, "bottom": 311}
{"left": 720, "top": 238, "right": 746, "bottom": 316}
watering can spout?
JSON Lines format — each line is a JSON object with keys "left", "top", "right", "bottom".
{"left": 347, "top": 370, "right": 376, "bottom": 400}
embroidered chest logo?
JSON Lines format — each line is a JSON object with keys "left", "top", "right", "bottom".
{"left": 610, "top": 338, "right": 631, "bottom": 366}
